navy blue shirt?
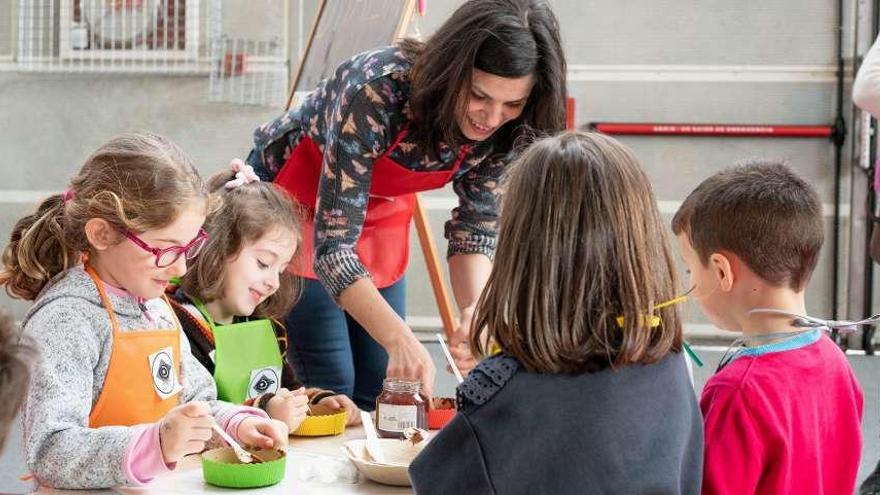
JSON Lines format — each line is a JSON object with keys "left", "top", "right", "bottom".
{"left": 410, "top": 352, "right": 703, "bottom": 494}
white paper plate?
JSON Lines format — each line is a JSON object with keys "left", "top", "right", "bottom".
{"left": 342, "top": 438, "right": 427, "bottom": 486}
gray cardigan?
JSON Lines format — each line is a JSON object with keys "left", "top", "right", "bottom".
{"left": 409, "top": 352, "right": 703, "bottom": 494}
{"left": 19, "top": 266, "right": 237, "bottom": 489}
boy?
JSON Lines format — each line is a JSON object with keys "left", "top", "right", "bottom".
{"left": 672, "top": 162, "right": 863, "bottom": 495}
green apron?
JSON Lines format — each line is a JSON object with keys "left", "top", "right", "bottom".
{"left": 192, "top": 297, "right": 283, "bottom": 403}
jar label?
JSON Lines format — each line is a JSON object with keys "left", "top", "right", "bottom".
{"left": 377, "top": 403, "right": 418, "bottom": 432}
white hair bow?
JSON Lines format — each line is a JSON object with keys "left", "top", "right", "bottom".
{"left": 224, "top": 158, "right": 261, "bottom": 189}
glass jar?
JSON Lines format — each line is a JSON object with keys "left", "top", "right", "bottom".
{"left": 374, "top": 378, "right": 427, "bottom": 438}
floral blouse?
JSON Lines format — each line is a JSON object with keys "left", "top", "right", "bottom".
{"left": 246, "top": 45, "right": 507, "bottom": 298}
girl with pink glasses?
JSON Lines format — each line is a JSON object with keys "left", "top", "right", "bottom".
{"left": 0, "top": 133, "right": 288, "bottom": 489}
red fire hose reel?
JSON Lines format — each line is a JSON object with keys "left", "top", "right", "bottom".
{"left": 563, "top": 98, "right": 842, "bottom": 142}
{"left": 590, "top": 123, "right": 835, "bottom": 139}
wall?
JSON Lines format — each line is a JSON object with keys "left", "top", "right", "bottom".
{"left": 0, "top": 0, "right": 858, "bottom": 340}
{"left": 0, "top": 0, "right": 865, "bottom": 491}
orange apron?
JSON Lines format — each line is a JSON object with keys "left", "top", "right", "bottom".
{"left": 274, "top": 128, "right": 470, "bottom": 288}
{"left": 86, "top": 266, "right": 183, "bottom": 427}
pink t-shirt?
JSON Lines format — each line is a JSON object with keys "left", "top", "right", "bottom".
{"left": 701, "top": 331, "right": 863, "bottom": 495}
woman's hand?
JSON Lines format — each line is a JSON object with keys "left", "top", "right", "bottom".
{"left": 311, "top": 394, "right": 362, "bottom": 426}
{"left": 265, "top": 387, "right": 310, "bottom": 432}
{"left": 336, "top": 279, "right": 436, "bottom": 397}
{"left": 386, "top": 331, "right": 436, "bottom": 398}
{"left": 158, "top": 402, "right": 214, "bottom": 464}
{"left": 236, "top": 416, "right": 289, "bottom": 450}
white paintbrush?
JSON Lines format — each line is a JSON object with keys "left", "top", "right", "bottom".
{"left": 211, "top": 421, "right": 264, "bottom": 464}
{"left": 436, "top": 333, "right": 464, "bottom": 384}
{"left": 360, "top": 410, "right": 387, "bottom": 465}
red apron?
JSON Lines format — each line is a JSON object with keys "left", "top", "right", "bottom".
{"left": 274, "top": 129, "right": 469, "bottom": 288}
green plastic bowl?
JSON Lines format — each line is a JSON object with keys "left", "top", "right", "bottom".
{"left": 201, "top": 447, "right": 286, "bottom": 488}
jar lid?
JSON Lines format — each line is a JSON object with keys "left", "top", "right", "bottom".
{"left": 382, "top": 378, "right": 421, "bottom": 393}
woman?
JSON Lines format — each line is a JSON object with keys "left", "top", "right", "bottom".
{"left": 246, "top": 0, "right": 567, "bottom": 410}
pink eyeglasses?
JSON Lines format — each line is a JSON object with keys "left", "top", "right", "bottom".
{"left": 120, "top": 228, "right": 209, "bottom": 268}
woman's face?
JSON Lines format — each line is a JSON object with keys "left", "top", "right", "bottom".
{"left": 456, "top": 69, "right": 535, "bottom": 142}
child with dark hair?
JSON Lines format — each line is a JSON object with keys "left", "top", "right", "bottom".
{"left": 672, "top": 161, "right": 863, "bottom": 495}
{"left": 410, "top": 132, "right": 703, "bottom": 494}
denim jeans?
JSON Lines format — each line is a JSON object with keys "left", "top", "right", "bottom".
{"left": 284, "top": 277, "right": 405, "bottom": 410}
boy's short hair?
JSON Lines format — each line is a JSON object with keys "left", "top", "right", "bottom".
{"left": 671, "top": 161, "right": 823, "bottom": 291}
{"left": 0, "top": 310, "right": 31, "bottom": 450}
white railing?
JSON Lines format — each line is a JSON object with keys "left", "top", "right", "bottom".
{"left": 0, "top": 0, "right": 13, "bottom": 60}
{"left": 17, "top": 0, "right": 215, "bottom": 73}
{"left": 208, "top": 35, "right": 288, "bottom": 107}
{"left": 13, "top": 0, "right": 291, "bottom": 106}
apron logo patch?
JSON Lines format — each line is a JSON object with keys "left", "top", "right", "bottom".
{"left": 247, "top": 366, "right": 281, "bottom": 399}
{"left": 149, "top": 346, "right": 181, "bottom": 400}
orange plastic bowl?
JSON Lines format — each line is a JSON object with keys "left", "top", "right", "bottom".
{"left": 427, "top": 397, "right": 456, "bottom": 429}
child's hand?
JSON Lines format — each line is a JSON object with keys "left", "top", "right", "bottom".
{"left": 236, "top": 417, "right": 289, "bottom": 450}
{"left": 450, "top": 306, "right": 478, "bottom": 376}
{"left": 449, "top": 343, "right": 477, "bottom": 376}
{"left": 265, "top": 388, "right": 310, "bottom": 431}
{"left": 311, "top": 394, "right": 362, "bottom": 426}
{"left": 158, "top": 401, "right": 214, "bottom": 464}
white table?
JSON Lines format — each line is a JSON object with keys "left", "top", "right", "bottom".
{"left": 35, "top": 427, "right": 414, "bottom": 494}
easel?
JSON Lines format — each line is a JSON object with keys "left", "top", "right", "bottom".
{"left": 285, "top": 0, "right": 457, "bottom": 338}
